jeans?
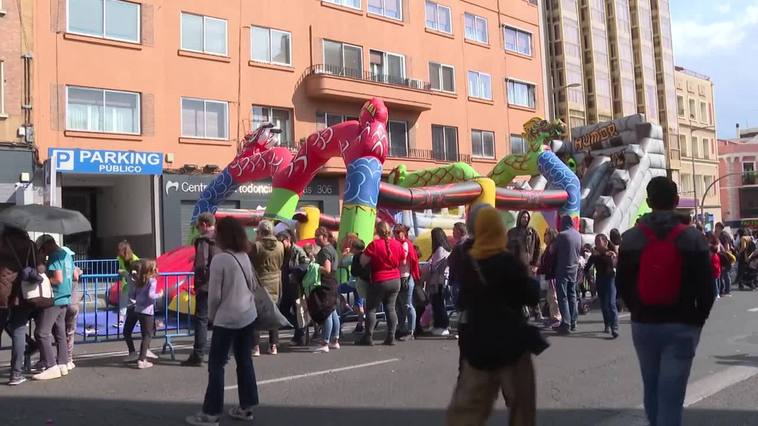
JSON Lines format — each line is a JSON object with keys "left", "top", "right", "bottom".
{"left": 36, "top": 305, "right": 67, "bottom": 368}
{"left": 720, "top": 269, "right": 731, "bottom": 295}
{"left": 65, "top": 303, "right": 79, "bottom": 363}
{"left": 555, "top": 275, "right": 578, "bottom": 328}
{"left": 396, "top": 277, "right": 410, "bottom": 335}
{"left": 402, "top": 278, "right": 417, "bottom": 335}
{"left": 596, "top": 275, "right": 618, "bottom": 331}
{"left": 431, "top": 290, "right": 449, "bottom": 329}
{"left": 632, "top": 322, "right": 702, "bottom": 426}
{"left": 0, "top": 308, "right": 8, "bottom": 348}
{"left": 123, "top": 308, "right": 155, "bottom": 361}
{"left": 713, "top": 278, "right": 720, "bottom": 300}
{"left": 8, "top": 305, "right": 34, "bottom": 377}
{"left": 191, "top": 291, "right": 209, "bottom": 359}
{"left": 365, "top": 279, "right": 400, "bottom": 341}
{"left": 322, "top": 310, "right": 340, "bottom": 342}
{"left": 202, "top": 321, "right": 259, "bottom": 416}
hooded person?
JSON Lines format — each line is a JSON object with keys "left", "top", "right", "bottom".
{"left": 250, "top": 220, "right": 284, "bottom": 356}
{"left": 507, "top": 210, "right": 542, "bottom": 275}
{"left": 553, "top": 215, "right": 582, "bottom": 334}
{"left": 447, "top": 205, "right": 541, "bottom": 426}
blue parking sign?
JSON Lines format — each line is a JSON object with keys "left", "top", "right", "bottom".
{"left": 49, "top": 148, "right": 164, "bottom": 175}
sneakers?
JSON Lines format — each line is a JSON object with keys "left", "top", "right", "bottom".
{"left": 137, "top": 360, "right": 154, "bottom": 369}
{"left": 112, "top": 320, "right": 125, "bottom": 329}
{"left": 181, "top": 354, "right": 203, "bottom": 367}
{"left": 228, "top": 406, "right": 254, "bottom": 421}
{"left": 252, "top": 346, "right": 261, "bottom": 357}
{"left": 611, "top": 330, "right": 619, "bottom": 339}
{"left": 432, "top": 328, "right": 450, "bottom": 336}
{"left": 355, "top": 337, "right": 374, "bottom": 346}
{"left": 382, "top": 338, "right": 395, "bottom": 346}
{"left": 553, "top": 324, "right": 571, "bottom": 335}
{"left": 146, "top": 349, "right": 159, "bottom": 360}
{"left": 313, "top": 344, "right": 330, "bottom": 353}
{"left": 32, "top": 365, "right": 62, "bottom": 381}
{"left": 58, "top": 364, "right": 69, "bottom": 376}
{"left": 8, "top": 375, "right": 27, "bottom": 386}
{"left": 123, "top": 352, "right": 139, "bottom": 363}
{"left": 66, "top": 361, "right": 76, "bottom": 371}
{"left": 570, "top": 324, "right": 577, "bottom": 332}
{"left": 185, "top": 412, "right": 220, "bottom": 426}
{"left": 603, "top": 326, "right": 610, "bottom": 334}
{"left": 268, "top": 345, "right": 278, "bottom": 355}
{"left": 328, "top": 341, "right": 341, "bottom": 350}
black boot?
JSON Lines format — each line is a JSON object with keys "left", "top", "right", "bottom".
{"left": 180, "top": 353, "right": 203, "bottom": 367}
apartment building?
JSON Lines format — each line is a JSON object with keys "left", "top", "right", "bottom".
{"left": 31, "top": 0, "right": 546, "bottom": 256}
{"left": 0, "top": 0, "right": 36, "bottom": 209}
{"left": 675, "top": 66, "right": 719, "bottom": 224}
{"left": 719, "top": 130, "right": 758, "bottom": 229}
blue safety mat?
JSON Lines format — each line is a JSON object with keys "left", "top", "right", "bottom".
{"left": 76, "top": 310, "right": 191, "bottom": 339}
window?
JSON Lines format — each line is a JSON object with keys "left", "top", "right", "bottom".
{"left": 688, "top": 98, "right": 696, "bottom": 120}
{"left": 67, "top": 0, "right": 140, "bottom": 43}
{"left": 471, "top": 130, "right": 495, "bottom": 158}
{"left": 702, "top": 138, "right": 709, "bottom": 160}
{"left": 510, "top": 134, "right": 526, "bottom": 155}
{"left": 66, "top": 86, "right": 140, "bottom": 134}
{"left": 744, "top": 163, "right": 756, "bottom": 185}
{"left": 429, "top": 62, "right": 455, "bottom": 92}
{"left": 316, "top": 112, "right": 358, "bottom": 130}
{"left": 677, "top": 95, "right": 684, "bottom": 117}
{"left": 425, "top": 1, "right": 452, "bottom": 34}
{"left": 708, "top": 103, "right": 713, "bottom": 125}
{"left": 507, "top": 79, "right": 536, "bottom": 108}
{"left": 181, "top": 13, "right": 228, "bottom": 56}
{"left": 388, "top": 121, "right": 409, "bottom": 157}
{"left": 323, "top": 40, "right": 363, "bottom": 78}
{"left": 252, "top": 106, "right": 293, "bottom": 147}
{"left": 681, "top": 173, "right": 692, "bottom": 193}
{"left": 0, "top": 61, "right": 4, "bottom": 116}
{"left": 464, "top": 13, "right": 488, "bottom": 44}
{"left": 431, "top": 125, "right": 458, "bottom": 162}
{"left": 251, "top": 26, "right": 291, "bottom": 65}
{"left": 700, "top": 102, "right": 707, "bottom": 123}
{"left": 704, "top": 175, "right": 714, "bottom": 195}
{"left": 504, "top": 26, "right": 532, "bottom": 56}
{"left": 467, "top": 71, "right": 492, "bottom": 100}
{"left": 691, "top": 136, "right": 698, "bottom": 158}
{"left": 370, "top": 50, "right": 405, "bottom": 84}
{"left": 679, "top": 134, "right": 687, "bottom": 157}
{"left": 181, "top": 97, "right": 228, "bottom": 139}
{"left": 323, "top": 0, "right": 361, "bottom": 9}
{"left": 369, "top": 0, "right": 402, "bottom": 20}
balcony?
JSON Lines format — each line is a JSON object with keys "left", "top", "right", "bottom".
{"left": 388, "top": 148, "right": 471, "bottom": 164}
{"left": 303, "top": 64, "right": 434, "bottom": 111}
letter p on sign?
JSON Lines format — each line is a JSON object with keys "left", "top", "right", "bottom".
{"left": 54, "top": 150, "right": 75, "bottom": 171}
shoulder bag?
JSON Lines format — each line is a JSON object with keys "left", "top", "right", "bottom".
{"left": 227, "top": 251, "right": 291, "bottom": 331}
{"left": 8, "top": 240, "right": 53, "bottom": 309}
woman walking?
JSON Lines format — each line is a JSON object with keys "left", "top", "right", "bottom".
{"left": 584, "top": 234, "right": 618, "bottom": 338}
{"left": 394, "top": 224, "right": 419, "bottom": 341}
{"left": 538, "top": 228, "right": 561, "bottom": 328}
{"left": 357, "top": 221, "right": 404, "bottom": 346}
{"left": 186, "top": 217, "right": 259, "bottom": 426}
{"left": 426, "top": 228, "right": 451, "bottom": 336}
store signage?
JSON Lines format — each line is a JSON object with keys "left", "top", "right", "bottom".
{"left": 164, "top": 178, "right": 338, "bottom": 197}
{"left": 49, "top": 148, "right": 163, "bottom": 175}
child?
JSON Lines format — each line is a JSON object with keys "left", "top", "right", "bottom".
{"left": 710, "top": 236, "right": 722, "bottom": 301}
{"left": 123, "top": 259, "right": 162, "bottom": 369}
{"left": 349, "top": 239, "right": 369, "bottom": 334}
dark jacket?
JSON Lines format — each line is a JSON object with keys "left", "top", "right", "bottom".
{"left": 506, "top": 211, "right": 541, "bottom": 270}
{"left": 448, "top": 238, "right": 473, "bottom": 288}
{"left": 554, "top": 215, "right": 582, "bottom": 280}
{"left": 350, "top": 251, "right": 371, "bottom": 282}
{"left": 584, "top": 252, "right": 615, "bottom": 279}
{"left": 282, "top": 244, "right": 308, "bottom": 299}
{"left": 538, "top": 241, "right": 557, "bottom": 280}
{"left": 617, "top": 211, "right": 714, "bottom": 327}
{"left": 0, "top": 229, "right": 37, "bottom": 309}
{"left": 458, "top": 248, "right": 540, "bottom": 370}
{"left": 193, "top": 230, "right": 220, "bottom": 293}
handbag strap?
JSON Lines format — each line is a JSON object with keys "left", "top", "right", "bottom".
{"left": 225, "top": 250, "right": 254, "bottom": 290}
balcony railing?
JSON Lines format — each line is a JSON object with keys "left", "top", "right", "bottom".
{"left": 305, "top": 64, "right": 433, "bottom": 91}
{"left": 388, "top": 148, "right": 471, "bottom": 164}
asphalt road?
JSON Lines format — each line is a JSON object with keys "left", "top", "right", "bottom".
{"left": 2, "top": 291, "right": 758, "bottom": 426}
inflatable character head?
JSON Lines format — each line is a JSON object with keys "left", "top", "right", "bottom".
{"left": 522, "top": 117, "right": 566, "bottom": 152}
{"left": 359, "top": 98, "right": 389, "bottom": 127}
{"left": 242, "top": 122, "right": 279, "bottom": 154}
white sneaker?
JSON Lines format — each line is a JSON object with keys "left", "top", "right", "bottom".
{"left": 137, "top": 360, "right": 154, "bottom": 369}
{"left": 313, "top": 344, "right": 330, "bottom": 353}
{"left": 32, "top": 365, "right": 62, "bottom": 381}
{"left": 58, "top": 364, "right": 69, "bottom": 376}
{"left": 432, "top": 328, "right": 450, "bottom": 336}
{"left": 328, "top": 341, "right": 341, "bottom": 350}
{"left": 66, "top": 361, "right": 76, "bottom": 371}
{"left": 146, "top": 349, "right": 159, "bottom": 360}
{"left": 123, "top": 352, "right": 139, "bottom": 363}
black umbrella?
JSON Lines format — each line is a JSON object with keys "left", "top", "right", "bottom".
{"left": 0, "top": 204, "right": 92, "bottom": 235}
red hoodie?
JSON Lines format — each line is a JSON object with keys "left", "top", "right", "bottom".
{"left": 711, "top": 252, "right": 721, "bottom": 279}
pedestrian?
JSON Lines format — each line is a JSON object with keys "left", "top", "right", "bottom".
{"left": 584, "top": 234, "right": 618, "bottom": 338}
{"left": 552, "top": 216, "right": 582, "bottom": 335}
{"left": 182, "top": 212, "right": 219, "bottom": 367}
{"left": 312, "top": 227, "right": 341, "bottom": 353}
{"left": 64, "top": 264, "right": 82, "bottom": 371}
{"left": 349, "top": 239, "right": 369, "bottom": 334}
{"left": 250, "top": 220, "right": 284, "bottom": 356}
{"left": 507, "top": 211, "right": 543, "bottom": 322}
{"left": 32, "top": 235, "right": 74, "bottom": 380}
{"left": 714, "top": 222, "right": 735, "bottom": 296}
{"left": 538, "top": 228, "right": 560, "bottom": 328}
{"left": 448, "top": 221, "right": 470, "bottom": 310}
{"left": 423, "top": 227, "right": 452, "bottom": 336}
{"left": 123, "top": 259, "right": 163, "bottom": 368}
{"left": 394, "top": 224, "right": 420, "bottom": 341}
{"left": 617, "top": 176, "right": 714, "bottom": 426}
{"left": 115, "top": 240, "right": 139, "bottom": 328}
{"left": 447, "top": 205, "right": 541, "bottom": 426}
{"left": 186, "top": 217, "right": 259, "bottom": 426}
{"left": 709, "top": 235, "right": 721, "bottom": 301}
{"left": 337, "top": 232, "right": 361, "bottom": 329}
{"left": 736, "top": 229, "right": 755, "bottom": 290}
{"left": 357, "top": 221, "right": 403, "bottom": 346}
{"left": 1, "top": 226, "right": 38, "bottom": 385}
{"left": 277, "top": 229, "right": 309, "bottom": 346}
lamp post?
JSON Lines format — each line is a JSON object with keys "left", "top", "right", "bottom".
{"left": 700, "top": 170, "right": 755, "bottom": 223}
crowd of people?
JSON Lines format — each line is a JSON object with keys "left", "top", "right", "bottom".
{"left": 0, "top": 175, "right": 750, "bottom": 426}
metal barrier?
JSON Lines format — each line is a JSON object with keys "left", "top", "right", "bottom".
{"left": 76, "top": 271, "right": 195, "bottom": 360}
{"left": 75, "top": 258, "right": 119, "bottom": 276}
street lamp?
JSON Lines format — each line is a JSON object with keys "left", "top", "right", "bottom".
{"left": 700, "top": 170, "right": 755, "bottom": 223}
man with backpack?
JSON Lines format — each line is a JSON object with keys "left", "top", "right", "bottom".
{"left": 617, "top": 177, "right": 714, "bottom": 426}
{"left": 182, "top": 212, "right": 220, "bottom": 367}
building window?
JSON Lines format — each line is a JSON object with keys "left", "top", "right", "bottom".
{"left": 368, "top": 0, "right": 402, "bottom": 20}
{"left": 471, "top": 130, "right": 495, "bottom": 158}
{"left": 467, "top": 71, "right": 492, "bottom": 100}
{"left": 251, "top": 26, "right": 291, "bottom": 65}
{"left": 677, "top": 95, "right": 684, "bottom": 117}
{"left": 429, "top": 62, "right": 455, "bottom": 92}
{"left": 702, "top": 138, "right": 709, "bottom": 160}
{"left": 507, "top": 79, "right": 536, "bottom": 108}
{"left": 181, "top": 97, "right": 228, "bottom": 139}
{"left": 425, "top": 1, "right": 452, "bottom": 34}
{"left": 66, "top": 86, "right": 140, "bottom": 134}
{"left": 252, "top": 105, "right": 293, "bottom": 147}
{"left": 0, "top": 61, "right": 4, "bottom": 116}
{"left": 388, "top": 120, "right": 409, "bottom": 157}
{"left": 323, "top": 40, "right": 363, "bottom": 78}
{"left": 691, "top": 136, "right": 698, "bottom": 158}
{"left": 743, "top": 163, "right": 755, "bottom": 185}
{"left": 704, "top": 175, "right": 714, "bottom": 195}
{"left": 323, "top": 0, "right": 361, "bottom": 9}
{"left": 316, "top": 112, "right": 358, "bottom": 129}
{"left": 679, "top": 134, "right": 688, "bottom": 157}
{"left": 67, "top": 0, "right": 140, "bottom": 43}
{"left": 510, "top": 134, "right": 526, "bottom": 155}
{"left": 700, "top": 101, "right": 707, "bottom": 124}
{"left": 504, "top": 26, "right": 532, "bottom": 56}
{"left": 181, "top": 13, "right": 228, "bottom": 56}
{"left": 708, "top": 103, "right": 713, "bottom": 125}
{"left": 431, "top": 125, "right": 458, "bottom": 162}
{"left": 688, "top": 98, "right": 696, "bottom": 120}
{"left": 370, "top": 50, "right": 405, "bottom": 85}
{"left": 464, "top": 13, "right": 488, "bottom": 44}
{"left": 681, "top": 172, "right": 692, "bottom": 193}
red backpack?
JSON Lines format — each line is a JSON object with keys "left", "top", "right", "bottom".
{"left": 637, "top": 223, "right": 688, "bottom": 306}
